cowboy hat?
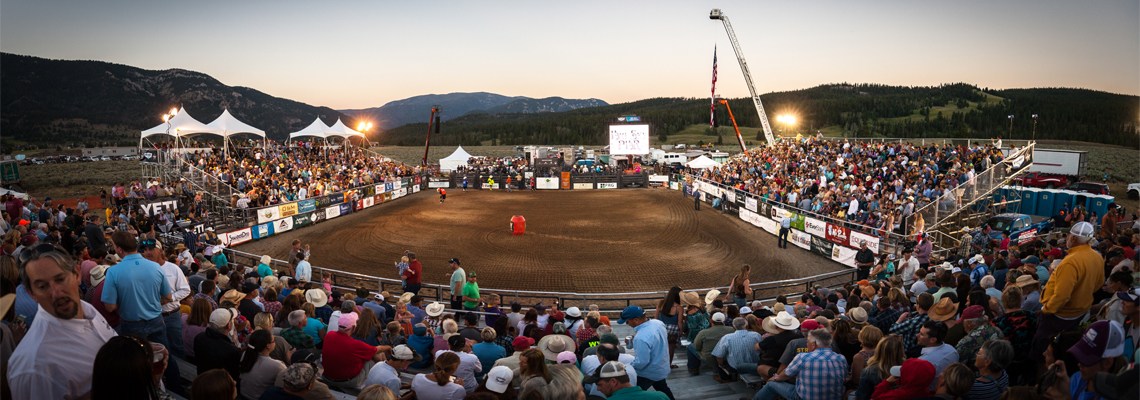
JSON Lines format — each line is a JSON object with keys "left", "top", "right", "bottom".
{"left": 848, "top": 307, "right": 869, "bottom": 324}
{"left": 761, "top": 316, "right": 779, "bottom": 335}
{"left": 305, "top": 289, "right": 328, "bottom": 308}
{"left": 399, "top": 292, "right": 414, "bottom": 304}
{"left": 425, "top": 302, "right": 445, "bottom": 317}
{"left": 0, "top": 294, "right": 15, "bottom": 321}
{"left": 704, "top": 289, "right": 721, "bottom": 305}
{"left": 772, "top": 311, "right": 800, "bottom": 331}
{"left": 681, "top": 292, "right": 701, "bottom": 307}
{"left": 174, "top": 244, "right": 187, "bottom": 251}
{"left": 537, "top": 334, "right": 577, "bottom": 360}
{"left": 220, "top": 289, "right": 245, "bottom": 305}
{"left": 565, "top": 307, "right": 582, "bottom": 318}
{"left": 90, "top": 265, "right": 109, "bottom": 287}
{"left": 928, "top": 297, "right": 958, "bottom": 322}
{"left": 1015, "top": 274, "right": 1039, "bottom": 288}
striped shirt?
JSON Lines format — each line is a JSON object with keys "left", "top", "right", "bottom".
{"left": 784, "top": 348, "right": 849, "bottom": 400}
{"left": 711, "top": 330, "right": 763, "bottom": 369}
{"left": 967, "top": 370, "right": 1009, "bottom": 400}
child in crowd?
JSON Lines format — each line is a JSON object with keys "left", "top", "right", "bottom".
{"left": 396, "top": 256, "right": 410, "bottom": 289}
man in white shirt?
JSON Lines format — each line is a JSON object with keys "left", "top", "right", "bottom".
{"left": 899, "top": 250, "right": 920, "bottom": 287}
{"left": 295, "top": 251, "right": 312, "bottom": 283}
{"left": 365, "top": 345, "right": 421, "bottom": 394}
{"left": 142, "top": 238, "right": 192, "bottom": 358}
{"left": 435, "top": 335, "right": 481, "bottom": 393}
{"left": 8, "top": 246, "right": 117, "bottom": 400}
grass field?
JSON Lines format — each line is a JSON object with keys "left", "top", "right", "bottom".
{"left": 17, "top": 160, "right": 138, "bottom": 200}
{"left": 889, "top": 90, "right": 1005, "bottom": 123}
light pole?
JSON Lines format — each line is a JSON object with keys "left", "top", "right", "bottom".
{"left": 356, "top": 122, "right": 373, "bottom": 152}
{"left": 1007, "top": 114, "right": 1014, "bottom": 139}
{"left": 776, "top": 115, "right": 796, "bottom": 138}
{"left": 1031, "top": 114, "right": 1038, "bottom": 141}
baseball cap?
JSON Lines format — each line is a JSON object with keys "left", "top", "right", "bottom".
{"left": 208, "top": 308, "right": 237, "bottom": 329}
{"left": 512, "top": 336, "right": 535, "bottom": 350}
{"left": 1115, "top": 288, "right": 1140, "bottom": 303}
{"left": 801, "top": 320, "right": 821, "bottom": 331}
{"left": 337, "top": 312, "right": 359, "bottom": 329}
{"left": 951, "top": 267, "right": 962, "bottom": 274}
{"left": 448, "top": 258, "right": 460, "bottom": 264}
{"left": 617, "top": 305, "right": 645, "bottom": 324}
{"left": 958, "top": 305, "right": 985, "bottom": 323}
{"left": 390, "top": 345, "right": 423, "bottom": 362}
{"left": 1070, "top": 221, "right": 1096, "bottom": 238}
{"left": 241, "top": 281, "right": 259, "bottom": 294}
{"left": 467, "top": 271, "right": 477, "bottom": 278}
{"left": 711, "top": 312, "right": 726, "bottom": 323}
{"left": 1068, "top": 320, "right": 1126, "bottom": 366}
{"left": 583, "top": 361, "right": 628, "bottom": 384}
{"left": 281, "top": 363, "right": 317, "bottom": 391}
{"left": 739, "top": 306, "right": 753, "bottom": 314}
{"left": 485, "top": 366, "right": 514, "bottom": 394}
{"left": 374, "top": 293, "right": 384, "bottom": 301}
{"left": 557, "top": 351, "right": 577, "bottom": 364}
{"left": 1024, "top": 256, "right": 1041, "bottom": 265}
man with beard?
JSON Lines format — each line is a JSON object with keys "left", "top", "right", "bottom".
{"left": 8, "top": 245, "right": 117, "bottom": 400}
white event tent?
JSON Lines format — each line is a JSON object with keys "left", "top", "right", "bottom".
{"left": 327, "top": 118, "right": 367, "bottom": 140}
{"left": 206, "top": 109, "right": 266, "bottom": 158}
{"left": 287, "top": 118, "right": 334, "bottom": 142}
{"left": 140, "top": 108, "right": 221, "bottom": 146}
{"left": 439, "top": 146, "right": 474, "bottom": 172}
{"left": 685, "top": 155, "right": 721, "bottom": 169}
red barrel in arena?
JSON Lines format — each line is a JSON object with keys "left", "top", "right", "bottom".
{"left": 511, "top": 215, "right": 526, "bottom": 236}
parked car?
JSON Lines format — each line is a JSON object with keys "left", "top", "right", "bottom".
{"left": 99, "top": 156, "right": 110, "bottom": 161}
{"left": 1011, "top": 171, "right": 1072, "bottom": 189}
{"left": 974, "top": 213, "right": 1055, "bottom": 244}
{"left": 31, "top": 158, "right": 44, "bottom": 165}
{"left": 121, "top": 155, "right": 137, "bottom": 160}
{"left": 1066, "top": 182, "right": 1110, "bottom": 195}
{"left": 79, "top": 156, "right": 94, "bottom": 162}
{"left": 1129, "top": 183, "right": 1139, "bottom": 200}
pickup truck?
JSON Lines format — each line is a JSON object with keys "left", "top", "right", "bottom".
{"left": 974, "top": 213, "right": 1055, "bottom": 245}
{"left": 1012, "top": 172, "right": 1071, "bottom": 189}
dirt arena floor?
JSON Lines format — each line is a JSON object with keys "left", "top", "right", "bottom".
{"left": 238, "top": 188, "right": 845, "bottom": 293}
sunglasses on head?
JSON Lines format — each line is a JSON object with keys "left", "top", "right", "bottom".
{"left": 19, "top": 243, "right": 67, "bottom": 264}
{"left": 138, "top": 239, "right": 159, "bottom": 249}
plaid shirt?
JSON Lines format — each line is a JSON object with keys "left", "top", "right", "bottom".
{"left": 784, "top": 347, "right": 849, "bottom": 400}
{"left": 494, "top": 333, "right": 516, "bottom": 356}
{"left": 282, "top": 327, "right": 315, "bottom": 349}
{"left": 870, "top": 307, "right": 901, "bottom": 333}
{"left": 956, "top": 324, "right": 1003, "bottom": 366}
{"left": 192, "top": 292, "right": 218, "bottom": 309}
{"left": 889, "top": 312, "right": 930, "bottom": 355}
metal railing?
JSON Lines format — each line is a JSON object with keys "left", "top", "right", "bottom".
{"left": 912, "top": 142, "right": 1035, "bottom": 234}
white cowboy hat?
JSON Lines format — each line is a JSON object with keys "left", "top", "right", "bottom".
{"left": 772, "top": 311, "right": 800, "bottom": 331}
{"left": 565, "top": 307, "right": 582, "bottom": 318}
{"left": 537, "top": 334, "right": 577, "bottom": 360}
{"left": 705, "top": 289, "right": 721, "bottom": 305}
{"left": 305, "top": 289, "right": 328, "bottom": 308}
{"left": 425, "top": 302, "right": 445, "bottom": 317}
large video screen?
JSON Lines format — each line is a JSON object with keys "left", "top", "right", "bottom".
{"left": 609, "top": 124, "right": 649, "bottom": 155}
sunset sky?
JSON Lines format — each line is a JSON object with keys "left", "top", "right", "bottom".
{"left": 2, "top": 1, "right": 1136, "bottom": 110}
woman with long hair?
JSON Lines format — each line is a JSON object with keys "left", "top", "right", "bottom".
{"left": 887, "top": 288, "right": 911, "bottom": 312}
{"left": 517, "top": 348, "right": 552, "bottom": 397}
{"left": 190, "top": 369, "right": 237, "bottom": 400}
{"left": 252, "top": 312, "right": 293, "bottom": 365}
{"left": 849, "top": 326, "right": 883, "bottom": 391}
{"left": 92, "top": 334, "right": 167, "bottom": 400}
{"left": 379, "top": 321, "right": 408, "bottom": 348}
{"left": 352, "top": 308, "right": 383, "bottom": 346}
{"left": 409, "top": 351, "right": 466, "bottom": 399}
{"left": 275, "top": 293, "right": 303, "bottom": 328}
{"left": 854, "top": 335, "right": 905, "bottom": 400}
{"left": 728, "top": 265, "right": 752, "bottom": 307}
{"left": 517, "top": 308, "right": 539, "bottom": 335}
{"left": 745, "top": 314, "right": 764, "bottom": 335}
{"left": 238, "top": 330, "right": 285, "bottom": 399}
{"left": 832, "top": 318, "right": 861, "bottom": 364}
{"left": 183, "top": 298, "right": 213, "bottom": 359}
{"left": 655, "top": 286, "right": 685, "bottom": 368}
{"left": 493, "top": 316, "right": 516, "bottom": 356}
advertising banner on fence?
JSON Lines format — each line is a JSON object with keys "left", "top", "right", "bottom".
{"left": 274, "top": 217, "right": 293, "bottom": 234}
{"left": 831, "top": 245, "right": 857, "bottom": 267}
{"left": 224, "top": 227, "right": 253, "bottom": 246}
{"left": 257, "top": 206, "right": 281, "bottom": 225}
{"left": 561, "top": 172, "right": 571, "bottom": 189}
{"left": 383, "top": 193, "right": 392, "bottom": 202}
{"left": 758, "top": 215, "right": 779, "bottom": 235}
{"left": 251, "top": 223, "right": 274, "bottom": 240}
{"left": 293, "top": 213, "right": 312, "bottom": 228}
{"left": 790, "top": 214, "right": 806, "bottom": 231}
{"left": 325, "top": 206, "right": 341, "bottom": 219}
{"left": 311, "top": 208, "right": 326, "bottom": 224}
{"left": 791, "top": 230, "right": 812, "bottom": 250}
{"left": 374, "top": 195, "right": 383, "bottom": 205}
{"left": 811, "top": 236, "right": 834, "bottom": 257}
{"left": 394, "top": 180, "right": 403, "bottom": 190}
{"left": 598, "top": 182, "right": 617, "bottom": 189}
{"left": 139, "top": 198, "right": 179, "bottom": 217}
{"left": 339, "top": 203, "right": 353, "bottom": 215}
{"left": 365, "top": 186, "right": 375, "bottom": 197}
{"left": 725, "top": 190, "right": 736, "bottom": 204}
{"left": 385, "top": 183, "right": 394, "bottom": 192}
{"left": 649, "top": 175, "right": 669, "bottom": 183}
{"left": 537, "top": 177, "right": 559, "bottom": 189}
{"left": 315, "top": 196, "right": 331, "bottom": 209}
{"left": 739, "top": 208, "right": 760, "bottom": 228}
{"left": 1018, "top": 228, "right": 1037, "bottom": 244}
{"left": 826, "top": 223, "right": 851, "bottom": 247}
{"left": 415, "top": 176, "right": 422, "bottom": 185}
{"left": 412, "top": 185, "right": 420, "bottom": 193}
{"left": 758, "top": 202, "right": 772, "bottom": 219}
{"left": 804, "top": 217, "right": 827, "bottom": 237}
{"left": 428, "top": 181, "right": 449, "bottom": 188}
{"left": 328, "top": 193, "right": 344, "bottom": 204}
{"left": 848, "top": 230, "right": 880, "bottom": 253}
{"left": 573, "top": 183, "right": 593, "bottom": 189}
{"left": 363, "top": 197, "right": 374, "bottom": 208}
{"left": 279, "top": 203, "right": 298, "bottom": 218}
{"left": 745, "top": 197, "right": 758, "bottom": 212}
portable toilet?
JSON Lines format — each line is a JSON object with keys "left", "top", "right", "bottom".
{"left": 1053, "top": 190, "right": 1076, "bottom": 216}
{"left": 1020, "top": 187, "right": 1039, "bottom": 216}
{"left": 998, "top": 186, "right": 1019, "bottom": 214}
{"left": 1036, "top": 190, "right": 1056, "bottom": 217}
{"left": 1087, "top": 195, "right": 1113, "bottom": 220}
{"left": 1072, "top": 192, "right": 1092, "bottom": 214}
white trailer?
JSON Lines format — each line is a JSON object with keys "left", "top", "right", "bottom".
{"left": 1003, "top": 148, "right": 1087, "bottom": 177}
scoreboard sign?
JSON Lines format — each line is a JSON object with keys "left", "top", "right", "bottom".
{"left": 609, "top": 124, "right": 649, "bottom": 155}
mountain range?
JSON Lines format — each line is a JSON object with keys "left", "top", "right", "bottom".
{"left": 339, "top": 93, "right": 607, "bottom": 129}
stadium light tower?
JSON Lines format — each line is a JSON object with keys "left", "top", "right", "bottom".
{"left": 1031, "top": 114, "right": 1038, "bottom": 141}
{"left": 1007, "top": 114, "right": 1014, "bottom": 138}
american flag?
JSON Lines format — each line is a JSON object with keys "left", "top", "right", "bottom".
{"left": 710, "top": 45, "right": 717, "bottom": 128}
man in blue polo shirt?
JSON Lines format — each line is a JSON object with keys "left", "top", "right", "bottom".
{"left": 102, "top": 231, "right": 172, "bottom": 345}
{"left": 619, "top": 305, "right": 675, "bottom": 400}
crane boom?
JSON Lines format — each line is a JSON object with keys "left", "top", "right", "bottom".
{"left": 710, "top": 8, "right": 775, "bottom": 147}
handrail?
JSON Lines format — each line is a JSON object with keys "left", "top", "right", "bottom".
{"left": 913, "top": 142, "right": 1035, "bottom": 232}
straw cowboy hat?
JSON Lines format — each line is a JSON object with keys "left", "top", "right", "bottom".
{"left": 928, "top": 297, "right": 958, "bottom": 322}
{"left": 681, "top": 292, "right": 701, "bottom": 307}
{"left": 220, "top": 290, "right": 245, "bottom": 306}
{"left": 848, "top": 307, "right": 869, "bottom": 325}
{"left": 772, "top": 311, "right": 800, "bottom": 331}
{"left": 1015, "top": 274, "right": 1040, "bottom": 288}
{"left": 538, "top": 334, "right": 577, "bottom": 360}
{"left": 761, "top": 316, "right": 779, "bottom": 335}
{"left": 400, "top": 292, "right": 414, "bottom": 304}
{"left": 704, "top": 289, "right": 721, "bottom": 305}
{"left": 305, "top": 289, "right": 328, "bottom": 308}
{"left": 425, "top": 302, "right": 445, "bottom": 317}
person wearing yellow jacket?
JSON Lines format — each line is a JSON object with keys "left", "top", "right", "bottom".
{"left": 1029, "top": 221, "right": 1105, "bottom": 363}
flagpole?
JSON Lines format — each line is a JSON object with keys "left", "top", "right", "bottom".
{"left": 710, "top": 45, "right": 717, "bottom": 129}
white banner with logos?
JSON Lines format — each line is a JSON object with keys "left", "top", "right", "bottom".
{"left": 758, "top": 215, "right": 779, "bottom": 235}
{"left": 573, "top": 183, "right": 594, "bottom": 189}
{"left": 791, "top": 230, "right": 812, "bottom": 250}
{"left": 257, "top": 206, "right": 281, "bottom": 224}
{"left": 772, "top": 206, "right": 788, "bottom": 219}
{"left": 848, "top": 230, "right": 881, "bottom": 253}
{"left": 224, "top": 228, "right": 253, "bottom": 246}
{"left": 428, "top": 181, "right": 449, "bottom": 188}
{"left": 363, "top": 197, "right": 375, "bottom": 208}
{"left": 598, "top": 182, "right": 617, "bottom": 189}
{"left": 739, "top": 208, "right": 763, "bottom": 228}
{"left": 831, "top": 245, "right": 857, "bottom": 267}
{"left": 274, "top": 217, "right": 293, "bottom": 234}
{"left": 537, "top": 178, "right": 559, "bottom": 189}
{"left": 325, "top": 206, "right": 341, "bottom": 219}
{"left": 412, "top": 185, "right": 420, "bottom": 193}
{"left": 804, "top": 217, "right": 827, "bottom": 237}
{"left": 649, "top": 175, "right": 669, "bottom": 183}
{"left": 725, "top": 191, "right": 736, "bottom": 204}
{"left": 745, "top": 197, "right": 758, "bottom": 212}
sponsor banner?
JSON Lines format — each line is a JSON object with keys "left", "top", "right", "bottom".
{"left": 225, "top": 227, "right": 253, "bottom": 246}
{"left": 573, "top": 183, "right": 593, "bottom": 189}
{"left": 314, "top": 196, "right": 331, "bottom": 209}
{"left": 831, "top": 245, "right": 858, "bottom": 267}
{"left": 670, "top": 182, "right": 680, "bottom": 190}
{"left": 384, "top": 182, "right": 394, "bottom": 192}
{"left": 394, "top": 180, "right": 404, "bottom": 190}
{"left": 537, "top": 177, "right": 559, "bottom": 189}
{"left": 481, "top": 183, "right": 493, "bottom": 189}
{"left": 804, "top": 217, "right": 827, "bottom": 238}
{"left": 598, "top": 182, "right": 617, "bottom": 189}
{"left": 811, "top": 236, "right": 834, "bottom": 257}
{"left": 745, "top": 197, "right": 758, "bottom": 212}
{"left": 363, "top": 197, "right": 375, "bottom": 208}
{"left": 649, "top": 174, "right": 669, "bottom": 183}
{"left": 412, "top": 185, "right": 420, "bottom": 193}
{"left": 364, "top": 186, "right": 376, "bottom": 197}
{"left": 791, "top": 230, "right": 812, "bottom": 250}
{"left": 374, "top": 195, "right": 383, "bottom": 205}
{"left": 325, "top": 206, "right": 341, "bottom": 219}
{"left": 1018, "top": 228, "right": 1037, "bottom": 244}
{"left": 428, "top": 181, "right": 449, "bottom": 188}
{"left": 561, "top": 172, "right": 571, "bottom": 189}
{"left": 684, "top": 184, "right": 693, "bottom": 196}
{"left": 826, "top": 223, "right": 851, "bottom": 247}
{"left": 279, "top": 203, "right": 299, "bottom": 218}
{"left": 139, "top": 198, "right": 179, "bottom": 217}
{"left": 251, "top": 223, "right": 274, "bottom": 240}
{"left": 293, "top": 213, "right": 312, "bottom": 228}
{"left": 275, "top": 217, "right": 293, "bottom": 234}
{"left": 329, "top": 193, "right": 345, "bottom": 204}
{"left": 757, "top": 215, "right": 779, "bottom": 235}
{"left": 311, "top": 208, "right": 326, "bottom": 224}
{"left": 375, "top": 184, "right": 384, "bottom": 194}
{"left": 725, "top": 190, "right": 736, "bottom": 204}
{"left": 415, "top": 176, "right": 422, "bottom": 185}
{"left": 257, "top": 206, "right": 281, "bottom": 225}
{"left": 771, "top": 206, "right": 786, "bottom": 220}
{"left": 298, "top": 199, "right": 316, "bottom": 214}
{"left": 790, "top": 214, "right": 806, "bottom": 231}
{"left": 339, "top": 203, "right": 353, "bottom": 215}
{"left": 758, "top": 202, "right": 772, "bottom": 219}
{"left": 848, "top": 230, "right": 881, "bottom": 253}
{"left": 186, "top": 222, "right": 207, "bottom": 236}
{"left": 356, "top": 199, "right": 364, "bottom": 209}
{"left": 739, "top": 208, "right": 763, "bottom": 228}
{"left": 383, "top": 193, "right": 392, "bottom": 202}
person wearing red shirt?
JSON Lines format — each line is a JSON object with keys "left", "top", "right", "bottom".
{"left": 403, "top": 253, "right": 423, "bottom": 295}
{"left": 321, "top": 313, "right": 390, "bottom": 389}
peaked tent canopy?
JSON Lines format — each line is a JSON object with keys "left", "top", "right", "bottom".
{"left": 685, "top": 155, "right": 721, "bottom": 169}
{"left": 141, "top": 108, "right": 222, "bottom": 138}
{"left": 287, "top": 118, "right": 334, "bottom": 140}
{"left": 327, "top": 118, "right": 366, "bottom": 139}
{"left": 439, "top": 146, "right": 475, "bottom": 172}
{"left": 206, "top": 109, "right": 265, "bottom": 138}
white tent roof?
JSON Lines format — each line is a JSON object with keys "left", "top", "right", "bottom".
{"left": 288, "top": 118, "right": 334, "bottom": 140}
{"left": 685, "top": 155, "right": 721, "bottom": 169}
{"left": 206, "top": 109, "right": 265, "bottom": 138}
{"left": 439, "top": 146, "right": 474, "bottom": 172}
{"left": 442, "top": 146, "right": 474, "bottom": 161}
{"left": 141, "top": 108, "right": 223, "bottom": 138}
{"left": 327, "top": 118, "right": 366, "bottom": 138}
